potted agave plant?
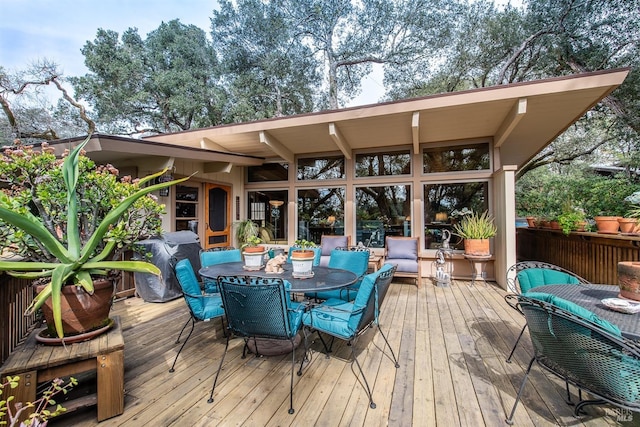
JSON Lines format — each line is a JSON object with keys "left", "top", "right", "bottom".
{"left": 452, "top": 210, "right": 497, "bottom": 256}
{"left": 0, "top": 137, "right": 188, "bottom": 340}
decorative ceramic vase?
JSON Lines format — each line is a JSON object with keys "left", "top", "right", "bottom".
{"left": 618, "top": 261, "right": 640, "bottom": 301}
{"left": 463, "top": 238, "right": 490, "bottom": 256}
{"left": 618, "top": 218, "right": 639, "bottom": 234}
{"left": 36, "top": 277, "right": 115, "bottom": 338}
{"left": 593, "top": 216, "right": 621, "bottom": 234}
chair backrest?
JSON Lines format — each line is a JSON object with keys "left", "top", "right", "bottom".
{"left": 517, "top": 295, "right": 640, "bottom": 407}
{"left": 506, "top": 261, "right": 589, "bottom": 294}
{"left": 320, "top": 235, "right": 350, "bottom": 256}
{"left": 173, "top": 258, "right": 206, "bottom": 318}
{"left": 328, "top": 248, "right": 370, "bottom": 277}
{"left": 384, "top": 236, "right": 418, "bottom": 260}
{"left": 358, "top": 264, "right": 397, "bottom": 329}
{"left": 200, "top": 248, "right": 242, "bottom": 267}
{"left": 335, "top": 246, "right": 371, "bottom": 255}
{"left": 217, "top": 275, "right": 298, "bottom": 339}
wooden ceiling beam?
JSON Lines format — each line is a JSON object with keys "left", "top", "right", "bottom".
{"left": 328, "top": 122, "right": 352, "bottom": 159}
{"left": 259, "top": 131, "right": 295, "bottom": 163}
{"left": 494, "top": 98, "right": 527, "bottom": 147}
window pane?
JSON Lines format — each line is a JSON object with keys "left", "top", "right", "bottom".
{"left": 355, "top": 150, "right": 411, "bottom": 177}
{"left": 355, "top": 185, "right": 411, "bottom": 248}
{"left": 248, "top": 163, "right": 288, "bottom": 182}
{"left": 247, "top": 190, "right": 288, "bottom": 243}
{"left": 423, "top": 182, "right": 488, "bottom": 249}
{"left": 297, "top": 156, "right": 345, "bottom": 180}
{"left": 297, "top": 187, "right": 345, "bottom": 244}
{"left": 423, "top": 143, "right": 490, "bottom": 173}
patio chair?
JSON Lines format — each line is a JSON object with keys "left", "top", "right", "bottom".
{"left": 384, "top": 236, "right": 421, "bottom": 287}
{"left": 306, "top": 247, "right": 370, "bottom": 302}
{"left": 319, "top": 235, "right": 350, "bottom": 267}
{"left": 199, "top": 247, "right": 242, "bottom": 293}
{"left": 168, "top": 258, "right": 225, "bottom": 373}
{"left": 504, "top": 261, "right": 589, "bottom": 363}
{"left": 209, "top": 275, "right": 308, "bottom": 414}
{"left": 302, "top": 263, "right": 399, "bottom": 409}
{"left": 505, "top": 293, "right": 640, "bottom": 424}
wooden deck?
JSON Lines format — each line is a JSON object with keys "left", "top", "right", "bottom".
{"left": 50, "top": 279, "right": 631, "bottom": 426}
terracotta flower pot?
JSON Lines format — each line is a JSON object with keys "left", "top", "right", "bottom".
{"left": 593, "top": 216, "right": 621, "bottom": 234}
{"left": 36, "top": 277, "right": 115, "bottom": 337}
{"left": 526, "top": 217, "right": 536, "bottom": 228}
{"left": 618, "top": 218, "right": 639, "bottom": 234}
{"left": 618, "top": 261, "right": 640, "bottom": 301}
{"left": 463, "top": 238, "right": 490, "bottom": 256}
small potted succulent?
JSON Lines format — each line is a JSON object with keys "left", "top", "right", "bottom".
{"left": 290, "top": 239, "right": 318, "bottom": 277}
{"left": 241, "top": 235, "right": 266, "bottom": 270}
{"left": 452, "top": 210, "right": 497, "bottom": 256}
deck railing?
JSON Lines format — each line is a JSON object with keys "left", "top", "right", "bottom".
{"left": 517, "top": 228, "right": 640, "bottom": 284}
{"left": 0, "top": 274, "right": 36, "bottom": 364}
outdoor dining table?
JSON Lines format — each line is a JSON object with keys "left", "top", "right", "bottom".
{"left": 198, "top": 262, "right": 359, "bottom": 356}
{"left": 532, "top": 283, "right": 640, "bottom": 340}
{"left": 199, "top": 262, "right": 359, "bottom": 293}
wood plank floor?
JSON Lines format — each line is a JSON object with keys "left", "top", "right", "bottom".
{"left": 50, "top": 279, "right": 633, "bottom": 426}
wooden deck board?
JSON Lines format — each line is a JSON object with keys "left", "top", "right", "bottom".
{"left": 45, "top": 280, "right": 632, "bottom": 426}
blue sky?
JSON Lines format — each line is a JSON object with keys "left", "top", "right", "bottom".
{"left": 0, "top": 0, "right": 217, "bottom": 76}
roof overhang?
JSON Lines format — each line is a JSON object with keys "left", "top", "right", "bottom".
{"left": 44, "top": 134, "right": 265, "bottom": 169}
{"left": 144, "top": 68, "right": 629, "bottom": 169}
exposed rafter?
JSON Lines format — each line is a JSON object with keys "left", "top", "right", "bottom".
{"left": 495, "top": 98, "right": 527, "bottom": 147}
{"left": 328, "top": 123, "right": 352, "bottom": 159}
{"left": 411, "top": 112, "right": 420, "bottom": 154}
{"left": 259, "top": 131, "right": 295, "bottom": 163}
{"left": 200, "top": 137, "right": 229, "bottom": 152}
{"left": 203, "top": 161, "right": 233, "bottom": 173}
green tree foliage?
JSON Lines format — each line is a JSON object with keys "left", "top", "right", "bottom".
{"left": 211, "top": 0, "right": 318, "bottom": 120}
{"left": 71, "top": 20, "right": 222, "bottom": 134}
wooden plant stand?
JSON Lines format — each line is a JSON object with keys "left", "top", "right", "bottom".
{"left": 0, "top": 316, "right": 124, "bottom": 423}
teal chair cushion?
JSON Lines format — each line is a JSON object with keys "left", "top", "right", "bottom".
{"left": 175, "top": 259, "right": 224, "bottom": 320}
{"left": 526, "top": 292, "right": 621, "bottom": 336}
{"left": 302, "top": 267, "right": 384, "bottom": 339}
{"left": 518, "top": 268, "right": 581, "bottom": 293}
{"left": 200, "top": 249, "right": 242, "bottom": 267}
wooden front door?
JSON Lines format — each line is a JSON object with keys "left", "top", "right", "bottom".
{"left": 204, "top": 183, "right": 232, "bottom": 249}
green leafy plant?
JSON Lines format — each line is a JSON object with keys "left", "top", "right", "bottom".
{"left": 234, "top": 219, "right": 260, "bottom": 248}
{"left": 452, "top": 210, "right": 497, "bottom": 239}
{"left": 625, "top": 191, "right": 640, "bottom": 218}
{"left": 242, "top": 235, "right": 263, "bottom": 249}
{"left": 0, "top": 137, "right": 189, "bottom": 338}
{"left": 292, "top": 239, "right": 317, "bottom": 249}
{"left": 557, "top": 207, "right": 587, "bottom": 235}
{"left": 1, "top": 375, "right": 77, "bottom": 426}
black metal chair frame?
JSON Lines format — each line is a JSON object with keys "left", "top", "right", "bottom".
{"left": 209, "top": 275, "right": 308, "bottom": 414}
{"left": 505, "top": 294, "right": 640, "bottom": 424}
{"left": 168, "top": 257, "right": 225, "bottom": 373}
{"left": 504, "top": 261, "right": 590, "bottom": 363}
{"left": 304, "top": 265, "right": 399, "bottom": 409}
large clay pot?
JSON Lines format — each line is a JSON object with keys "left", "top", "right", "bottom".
{"left": 618, "top": 261, "right": 640, "bottom": 301}
{"left": 463, "top": 238, "right": 490, "bottom": 256}
{"left": 594, "top": 216, "right": 621, "bottom": 234}
{"left": 36, "top": 277, "right": 115, "bottom": 337}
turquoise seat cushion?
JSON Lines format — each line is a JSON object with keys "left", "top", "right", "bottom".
{"left": 175, "top": 259, "right": 224, "bottom": 320}
{"left": 200, "top": 294, "right": 225, "bottom": 320}
{"left": 328, "top": 249, "right": 369, "bottom": 277}
{"left": 200, "top": 249, "right": 242, "bottom": 267}
{"left": 518, "top": 268, "right": 580, "bottom": 293}
{"left": 525, "top": 292, "right": 621, "bottom": 336}
{"left": 303, "top": 268, "right": 380, "bottom": 339}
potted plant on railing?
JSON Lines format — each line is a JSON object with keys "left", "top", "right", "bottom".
{"left": 452, "top": 210, "right": 497, "bottom": 257}
{"left": 290, "top": 239, "right": 318, "bottom": 277}
{"left": 620, "top": 191, "right": 640, "bottom": 234}
{"left": 0, "top": 137, "right": 187, "bottom": 341}
{"left": 557, "top": 206, "right": 587, "bottom": 235}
